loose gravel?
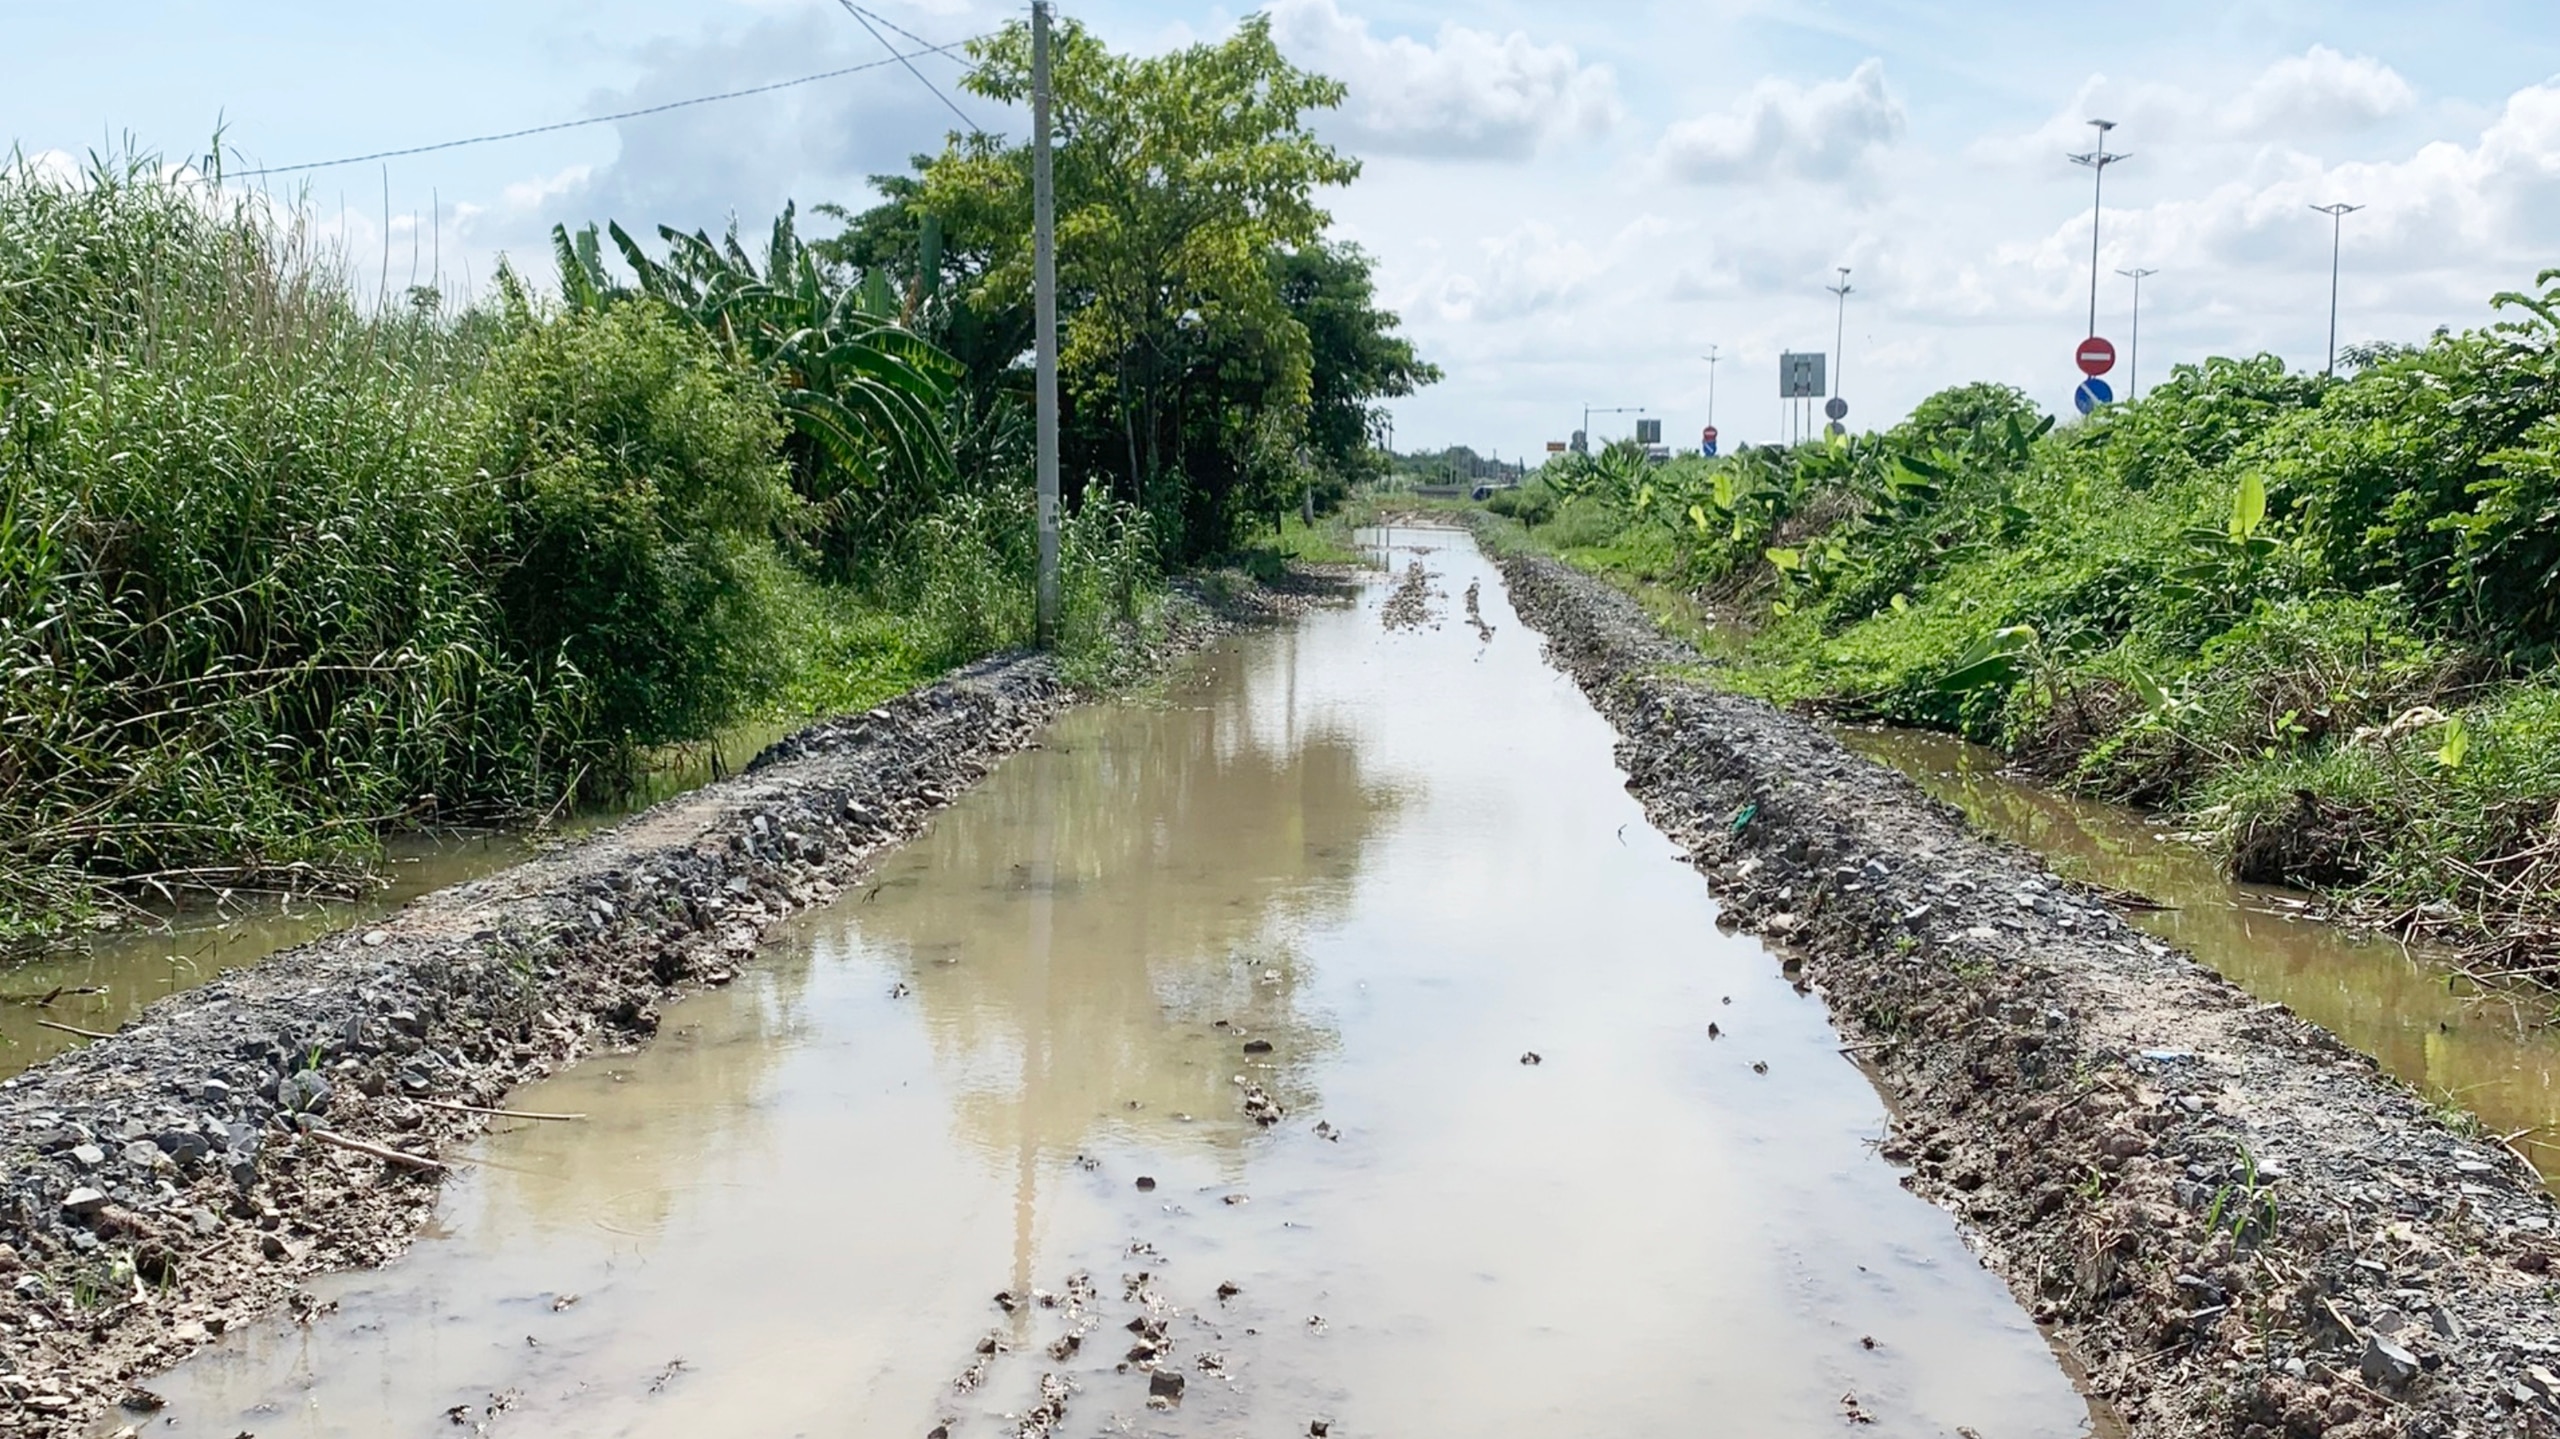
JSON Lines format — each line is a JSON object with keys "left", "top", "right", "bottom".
{"left": 1493, "top": 542, "right": 2560, "bottom": 1439}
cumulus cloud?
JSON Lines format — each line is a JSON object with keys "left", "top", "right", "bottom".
{"left": 1983, "top": 47, "right": 2420, "bottom": 165}
{"left": 2222, "top": 46, "right": 2416, "bottom": 137}
{"left": 1268, "top": 0, "right": 1620, "bottom": 160}
{"left": 1656, "top": 59, "right": 1904, "bottom": 184}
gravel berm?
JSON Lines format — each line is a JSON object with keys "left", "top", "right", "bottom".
{"left": 0, "top": 578, "right": 1332, "bottom": 1436}
{"left": 1492, "top": 540, "right": 2560, "bottom": 1439}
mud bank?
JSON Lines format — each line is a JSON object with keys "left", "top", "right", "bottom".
{"left": 0, "top": 584, "right": 1314, "bottom": 1438}
{"left": 1492, "top": 544, "right": 2560, "bottom": 1439}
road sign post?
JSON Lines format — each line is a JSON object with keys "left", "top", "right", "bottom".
{"left": 2077, "top": 337, "right": 2116, "bottom": 376}
{"left": 2074, "top": 377, "right": 2115, "bottom": 414}
{"left": 1701, "top": 425, "right": 1719, "bottom": 458}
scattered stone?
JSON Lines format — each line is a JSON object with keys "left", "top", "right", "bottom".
{"left": 62, "top": 1186, "right": 110, "bottom": 1219}
{"left": 1148, "top": 1370, "right": 1186, "bottom": 1402}
{"left": 1519, "top": 1051, "right": 1542, "bottom": 1065}
{"left": 1243, "top": 1038, "right": 1274, "bottom": 1055}
{"left": 1135, "top": 1176, "right": 1158, "bottom": 1192}
{"left": 2360, "top": 1334, "right": 2421, "bottom": 1389}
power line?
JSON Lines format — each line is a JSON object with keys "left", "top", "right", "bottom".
{"left": 836, "top": 1, "right": 983, "bottom": 134}
{"left": 226, "top": 38, "right": 984, "bottom": 180}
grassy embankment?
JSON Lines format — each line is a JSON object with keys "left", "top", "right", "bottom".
{"left": 1481, "top": 276, "right": 2560, "bottom": 975}
{"left": 0, "top": 160, "right": 1155, "bottom": 937}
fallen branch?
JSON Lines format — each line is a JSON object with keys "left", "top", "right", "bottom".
{"left": 306, "top": 1128, "right": 448, "bottom": 1172}
{"left": 35, "top": 1018, "right": 116, "bottom": 1041}
{"left": 421, "top": 1098, "right": 588, "bottom": 1122}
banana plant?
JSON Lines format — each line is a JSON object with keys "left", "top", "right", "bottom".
{"left": 552, "top": 209, "right": 963, "bottom": 525}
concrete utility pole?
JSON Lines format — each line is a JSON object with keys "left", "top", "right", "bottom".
{"left": 2068, "top": 119, "right": 2126, "bottom": 340}
{"left": 2310, "top": 202, "right": 2364, "bottom": 376}
{"left": 1031, "top": 0, "right": 1061, "bottom": 647}
{"left": 1826, "top": 268, "right": 1852, "bottom": 400}
{"left": 2116, "top": 267, "right": 2157, "bottom": 399}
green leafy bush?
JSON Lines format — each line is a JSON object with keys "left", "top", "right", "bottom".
{"left": 473, "top": 293, "right": 795, "bottom": 759}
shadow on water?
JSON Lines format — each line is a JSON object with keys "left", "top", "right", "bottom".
{"left": 1843, "top": 725, "right": 2560, "bottom": 1183}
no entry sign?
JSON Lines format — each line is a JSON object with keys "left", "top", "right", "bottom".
{"left": 2077, "top": 337, "right": 2117, "bottom": 376}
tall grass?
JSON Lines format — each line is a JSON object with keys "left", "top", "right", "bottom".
{"left": 0, "top": 154, "right": 1167, "bottom": 938}
{"left": 1, "top": 155, "right": 543, "bottom": 923}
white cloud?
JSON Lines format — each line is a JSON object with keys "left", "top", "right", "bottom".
{"left": 2223, "top": 46, "right": 2417, "bottom": 137}
{"left": 1983, "top": 46, "right": 2420, "bottom": 165}
{"left": 1656, "top": 59, "right": 1904, "bottom": 185}
{"left": 1268, "top": 0, "right": 1620, "bottom": 160}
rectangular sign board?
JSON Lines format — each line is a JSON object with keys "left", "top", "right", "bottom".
{"left": 1780, "top": 352, "right": 1826, "bottom": 398}
{"left": 1634, "top": 418, "right": 1663, "bottom": 444}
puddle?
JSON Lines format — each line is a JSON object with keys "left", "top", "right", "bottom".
{"left": 1844, "top": 726, "right": 2560, "bottom": 1183}
{"left": 2, "top": 722, "right": 796, "bottom": 1080}
{"left": 125, "top": 531, "right": 2099, "bottom": 1437}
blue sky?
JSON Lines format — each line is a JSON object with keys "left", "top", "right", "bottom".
{"left": 11, "top": 1, "right": 2560, "bottom": 455}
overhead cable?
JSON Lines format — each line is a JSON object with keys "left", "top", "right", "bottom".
{"left": 836, "top": 1, "right": 983, "bottom": 134}
{"left": 227, "top": 37, "right": 984, "bottom": 180}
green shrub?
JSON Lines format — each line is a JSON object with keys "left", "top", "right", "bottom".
{"left": 472, "top": 294, "right": 795, "bottom": 760}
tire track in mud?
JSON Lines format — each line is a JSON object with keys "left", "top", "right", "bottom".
{"left": 1485, "top": 536, "right": 2560, "bottom": 1439}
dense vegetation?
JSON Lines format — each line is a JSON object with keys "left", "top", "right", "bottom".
{"left": 1494, "top": 274, "right": 2560, "bottom": 967}
{"left": 0, "top": 16, "right": 1432, "bottom": 935}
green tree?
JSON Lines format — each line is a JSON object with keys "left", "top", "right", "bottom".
{"left": 1277, "top": 241, "right": 1442, "bottom": 509}
{"left": 921, "top": 13, "right": 1365, "bottom": 555}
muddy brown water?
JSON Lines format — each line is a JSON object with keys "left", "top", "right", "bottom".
{"left": 1843, "top": 726, "right": 2560, "bottom": 1183}
{"left": 2, "top": 724, "right": 794, "bottom": 1079}
{"left": 122, "top": 532, "right": 2099, "bottom": 1437}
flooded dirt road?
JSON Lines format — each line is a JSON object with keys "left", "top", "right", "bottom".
{"left": 126, "top": 533, "right": 2096, "bottom": 1437}
{"left": 1846, "top": 727, "right": 2560, "bottom": 1184}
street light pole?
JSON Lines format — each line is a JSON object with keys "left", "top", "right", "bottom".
{"left": 2068, "top": 119, "right": 2127, "bottom": 341}
{"left": 2115, "top": 266, "right": 2157, "bottom": 399}
{"left": 1826, "top": 268, "right": 1852, "bottom": 403}
{"left": 1701, "top": 346, "right": 1719, "bottom": 430}
{"left": 2310, "top": 202, "right": 2364, "bottom": 377}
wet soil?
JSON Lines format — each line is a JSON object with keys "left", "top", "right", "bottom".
{"left": 1487, "top": 534, "right": 2560, "bottom": 1438}
{"left": 0, "top": 584, "right": 1294, "bottom": 1438}
{"left": 97, "top": 535, "right": 2091, "bottom": 1437}
{"left": 1849, "top": 726, "right": 2560, "bottom": 1188}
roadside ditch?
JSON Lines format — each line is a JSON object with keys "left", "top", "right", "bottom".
{"left": 1492, "top": 541, "right": 2560, "bottom": 1439}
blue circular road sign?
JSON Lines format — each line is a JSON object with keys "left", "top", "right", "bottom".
{"left": 2074, "top": 377, "right": 2115, "bottom": 414}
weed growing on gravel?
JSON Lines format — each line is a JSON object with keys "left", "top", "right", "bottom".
{"left": 2206, "top": 1147, "right": 2281, "bottom": 1247}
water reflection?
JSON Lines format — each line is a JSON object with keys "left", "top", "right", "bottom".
{"left": 863, "top": 636, "right": 1387, "bottom": 1171}
{"left": 1843, "top": 726, "right": 2560, "bottom": 1180}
